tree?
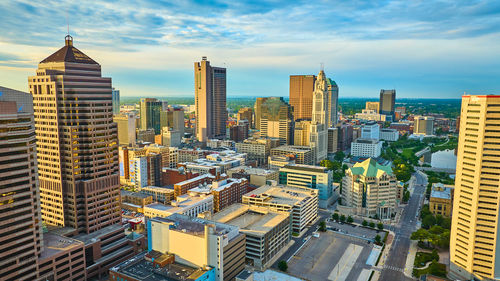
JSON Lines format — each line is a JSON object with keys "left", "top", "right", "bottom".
{"left": 429, "top": 225, "right": 444, "bottom": 235}
{"left": 340, "top": 214, "right": 346, "bottom": 223}
{"left": 334, "top": 151, "right": 345, "bottom": 162}
{"left": 377, "top": 223, "right": 384, "bottom": 230}
{"left": 332, "top": 213, "right": 339, "bottom": 221}
{"left": 278, "top": 260, "right": 288, "bottom": 272}
{"left": 347, "top": 216, "right": 354, "bottom": 223}
{"left": 403, "top": 190, "right": 410, "bottom": 203}
{"left": 320, "top": 159, "right": 335, "bottom": 170}
{"left": 440, "top": 217, "right": 452, "bottom": 229}
{"left": 374, "top": 235, "right": 381, "bottom": 244}
{"left": 410, "top": 228, "right": 429, "bottom": 244}
{"left": 319, "top": 220, "right": 327, "bottom": 232}
{"left": 362, "top": 220, "right": 368, "bottom": 227}
{"left": 369, "top": 222, "right": 375, "bottom": 228}
{"left": 422, "top": 214, "right": 436, "bottom": 229}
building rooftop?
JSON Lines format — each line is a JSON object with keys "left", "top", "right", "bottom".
{"left": 73, "top": 223, "right": 126, "bottom": 245}
{"left": 189, "top": 178, "right": 246, "bottom": 193}
{"left": 212, "top": 204, "right": 289, "bottom": 236}
{"left": 122, "top": 189, "right": 151, "bottom": 199}
{"left": 430, "top": 183, "right": 453, "bottom": 200}
{"left": 272, "top": 145, "right": 312, "bottom": 153}
{"left": 39, "top": 232, "right": 84, "bottom": 259}
{"left": 228, "top": 165, "right": 278, "bottom": 176}
{"left": 281, "top": 164, "right": 328, "bottom": 173}
{"left": 349, "top": 158, "right": 393, "bottom": 178}
{"left": 40, "top": 36, "right": 98, "bottom": 65}
{"left": 174, "top": 174, "right": 214, "bottom": 186}
{"left": 353, "top": 138, "right": 380, "bottom": 144}
{"left": 243, "top": 184, "right": 317, "bottom": 206}
{"left": 150, "top": 214, "right": 239, "bottom": 238}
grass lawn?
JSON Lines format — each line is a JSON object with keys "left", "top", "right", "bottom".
{"left": 414, "top": 251, "right": 438, "bottom": 268}
{"left": 413, "top": 261, "right": 447, "bottom": 278}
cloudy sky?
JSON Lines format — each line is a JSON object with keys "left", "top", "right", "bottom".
{"left": 0, "top": 0, "right": 499, "bottom": 98}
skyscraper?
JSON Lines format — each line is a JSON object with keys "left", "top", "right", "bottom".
{"left": 449, "top": 95, "right": 500, "bottom": 281}
{"left": 289, "top": 75, "right": 316, "bottom": 120}
{"left": 327, "top": 78, "right": 339, "bottom": 127}
{"left": 379, "top": 89, "right": 396, "bottom": 118}
{"left": 254, "top": 97, "right": 268, "bottom": 131}
{"left": 258, "top": 97, "right": 294, "bottom": 145}
{"left": 310, "top": 70, "right": 329, "bottom": 162}
{"left": 112, "top": 87, "right": 120, "bottom": 114}
{"left": 414, "top": 116, "right": 435, "bottom": 136}
{"left": 140, "top": 98, "right": 162, "bottom": 134}
{"left": 194, "top": 57, "right": 227, "bottom": 142}
{"left": 29, "top": 35, "right": 121, "bottom": 234}
{"left": 0, "top": 87, "right": 41, "bottom": 281}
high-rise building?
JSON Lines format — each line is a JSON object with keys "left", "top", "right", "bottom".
{"left": 449, "top": 95, "right": 500, "bottom": 281}
{"left": 289, "top": 75, "right": 316, "bottom": 120}
{"left": 112, "top": 87, "right": 120, "bottom": 114}
{"left": 140, "top": 98, "right": 163, "bottom": 134}
{"left": 294, "top": 120, "right": 311, "bottom": 146}
{"left": 194, "top": 57, "right": 227, "bottom": 142}
{"left": 379, "top": 89, "right": 396, "bottom": 118}
{"left": 160, "top": 106, "right": 185, "bottom": 137}
{"left": 365, "top": 101, "right": 380, "bottom": 113}
{"left": 327, "top": 78, "right": 339, "bottom": 127}
{"left": 361, "top": 121, "right": 380, "bottom": 140}
{"left": 114, "top": 112, "right": 137, "bottom": 146}
{"left": 230, "top": 120, "right": 249, "bottom": 142}
{"left": 414, "top": 116, "right": 435, "bottom": 136}
{"left": 237, "top": 107, "right": 254, "bottom": 128}
{"left": 258, "top": 97, "right": 294, "bottom": 145}
{"left": 29, "top": 35, "right": 121, "bottom": 234}
{"left": 254, "top": 97, "right": 268, "bottom": 131}
{"left": 310, "top": 70, "right": 329, "bottom": 162}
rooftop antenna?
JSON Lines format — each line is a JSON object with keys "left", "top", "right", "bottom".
{"left": 65, "top": 9, "right": 73, "bottom": 46}
{"left": 320, "top": 62, "right": 324, "bottom": 71}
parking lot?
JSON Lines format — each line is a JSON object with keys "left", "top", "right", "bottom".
{"left": 327, "top": 220, "right": 382, "bottom": 241}
{"left": 287, "top": 231, "right": 377, "bottom": 281}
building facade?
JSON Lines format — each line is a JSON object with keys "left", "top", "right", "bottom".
{"left": 379, "top": 89, "right": 396, "bottom": 119}
{"left": 414, "top": 116, "right": 435, "bottom": 136}
{"left": 140, "top": 98, "right": 163, "bottom": 134}
{"left": 429, "top": 183, "right": 454, "bottom": 218}
{"left": 350, "top": 139, "right": 383, "bottom": 158}
{"left": 112, "top": 88, "right": 120, "bottom": 114}
{"left": 289, "top": 75, "right": 315, "bottom": 121}
{"left": 114, "top": 113, "right": 137, "bottom": 146}
{"left": 258, "top": 97, "right": 294, "bottom": 145}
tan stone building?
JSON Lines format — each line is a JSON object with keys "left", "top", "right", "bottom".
{"left": 365, "top": 101, "right": 380, "bottom": 113}
{"left": 449, "top": 95, "right": 500, "bottom": 281}
{"left": 258, "top": 97, "right": 294, "bottom": 145}
{"left": 429, "top": 183, "right": 453, "bottom": 217}
{"left": 237, "top": 107, "right": 254, "bottom": 128}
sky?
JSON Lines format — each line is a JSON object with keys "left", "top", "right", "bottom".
{"left": 0, "top": 0, "right": 499, "bottom": 98}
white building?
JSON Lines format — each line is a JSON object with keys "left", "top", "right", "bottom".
{"left": 380, "top": 128, "right": 399, "bottom": 142}
{"left": 310, "top": 70, "right": 329, "bottom": 163}
{"left": 162, "top": 127, "right": 181, "bottom": 147}
{"left": 129, "top": 157, "right": 148, "bottom": 188}
{"left": 144, "top": 192, "right": 213, "bottom": 218}
{"left": 361, "top": 121, "right": 380, "bottom": 140}
{"left": 355, "top": 109, "right": 387, "bottom": 122}
{"left": 351, "top": 138, "right": 383, "bottom": 158}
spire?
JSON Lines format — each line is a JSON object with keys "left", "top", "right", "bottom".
{"left": 65, "top": 34, "right": 73, "bottom": 46}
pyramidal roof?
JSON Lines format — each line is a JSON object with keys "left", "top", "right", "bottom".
{"left": 350, "top": 158, "right": 393, "bottom": 178}
{"left": 40, "top": 35, "right": 98, "bottom": 65}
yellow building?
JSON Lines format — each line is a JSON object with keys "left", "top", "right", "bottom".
{"left": 449, "top": 95, "right": 500, "bottom": 281}
{"left": 429, "top": 183, "right": 453, "bottom": 217}
{"left": 365, "top": 101, "right": 380, "bottom": 113}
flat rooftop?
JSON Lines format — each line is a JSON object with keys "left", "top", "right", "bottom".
{"left": 431, "top": 183, "right": 453, "bottom": 200}
{"left": 174, "top": 174, "right": 214, "bottom": 186}
{"left": 228, "top": 165, "right": 277, "bottom": 176}
{"left": 212, "top": 203, "right": 289, "bottom": 236}
{"left": 243, "top": 185, "right": 317, "bottom": 206}
{"left": 73, "top": 223, "right": 125, "bottom": 245}
{"left": 121, "top": 189, "right": 151, "bottom": 199}
{"left": 151, "top": 213, "right": 239, "bottom": 238}
{"left": 272, "top": 145, "right": 312, "bottom": 153}
{"left": 354, "top": 138, "right": 380, "bottom": 144}
{"left": 40, "top": 232, "right": 84, "bottom": 260}
{"left": 281, "top": 164, "right": 328, "bottom": 173}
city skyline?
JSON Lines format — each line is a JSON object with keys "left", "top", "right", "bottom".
{"left": 0, "top": 1, "right": 499, "bottom": 98}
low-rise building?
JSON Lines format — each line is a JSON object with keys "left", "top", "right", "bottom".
{"left": 174, "top": 174, "right": 216, "bottom": 197}
{"left": 350, "top": 138, "right": 383, "bottom": 158}
{"left": 139, "top": 186, "right": 176, "bottom": 204}
{"left": 268, "top": 155, "right": 296, "bottom": 170}
{"left": 143, "top": 192, "right": 214, "bottom": 218}
{"left": 242, "top": 185, "right": 318, "bottom": 233}
{"left": 227, "top": 166, "right": 279, "bottom": 187}
{"left": 189, "top": 178, "right": 249, "bottom": 212}
{"left": 355, "top": 109, "right": 387, "bottom": 122}
{"left": 235, "top": 137, "right": 280, "bottom": 166}
{"left": 430, "top": 183, "right": 454, "bottom": 217}
{"left": 270, "top": 145, "right": 314, "bottom": 165}
{"left": 380, "top": 128, "right": 399, "bottom": 142}
{"left": 121, "top": 190, "right": 153, "bottom": 212}
{"left": 212, "top": 204, "right": 290, "bottom": 269}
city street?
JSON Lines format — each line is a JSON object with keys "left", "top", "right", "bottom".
{"left": 379, "top": 171, "right": 427, "bottom": 281}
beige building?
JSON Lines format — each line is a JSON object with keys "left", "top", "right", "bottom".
{"left": 289, "top": 75, "right": 316, "bottom": 120}
{"left": 294, "top": 120, "right": 311, "bottom": 146}
{"left": 29, "top": 35, "right": 121, "bottom": 234}
{"left": 121, "top": 190, "right": 153, "bottom": 212}
{"left": 144, "top": 192, "right": 214, "bottom": 218}
{"left": 327, "top": 127, "right": 339, "bottom": 154}
{"left": 254, "top": 97, "right": 267, "bottom": 131}
{"left": 139, "top": 186, "right": 176, "bottom": 204}
{"left": 449, "top": 95, "right": 500, "bottom": 281}
{"left": 268, "top": 155, "right": 296, "bottom": 170}
{"left": 227, "top": 166, "right": 279, "bottom": 186}
{"left": 271, "top": 145, "right": 314, "bottom": 165}
{"left": 414, "top": 116, "right": 435, "bottom": 135}
{"left": 342, "top": 158, "right": 397, "bottom": 219}
{"left": 258, "top": 97, "right": 294, "bottom": 145}
{"left": 429, "top": 183, "right": 454, "bottom": 218}
{"left": 194, "top": 57, "right": 227, "bottom": 142}
{"left": 365, "top": 101, "right": 380, "bottom": 113}
{"left": 380, "top": 89, "right": 396, "bottom": 117}
{"left": 114, "top": 112, "right": 137, "bottom": 146}
{"left": 212, "top": 204, "right": 290, "bottom": 269}
{"left": 149, "top": 214, "right": 246, "bottom": 281}
{"left": 237, "top": 107, "right": 254, "bottom": 128}
{"left": 242, "top": 184, "right": 318, "bottom": 233}
{"left": 235, "top": 137, "right": 280, "bottom": 166}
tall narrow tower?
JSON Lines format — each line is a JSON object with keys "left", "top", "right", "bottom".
{"left": 28, "top": 35, "right": 121, "bottom": 235}
{"left": 449, "top": 95, "right": 500, "bottom": 280}
{"left": 310, "top": 70, "right": 329, "bottom": 162}
{"left": 194, "top": 57, "right": 227, "bottom": 142}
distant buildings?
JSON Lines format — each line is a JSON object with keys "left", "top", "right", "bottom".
{"left": 140, "top": 98, "right": 163, "bottom": 134}
{"left": 379, "top": 89, "right": 396, "bottom": 119}
{"left": 237, "top": 107, "right": 254, "bottom": 128}
{"left": 112, "top": 87, "right": 120, "bottom": 114}
{"left": 342, "top": 158, "right": 397, "bottom": 219}
{"left": 414, "top": 116, "right": 435, "bottom": 136}
{"left": 429, "top": 183, "right": 454, "bottom": 218}
{"left": 258, "top": 97, "right": 294, "bottom": 145}
{"left": 195, "top": 57, "right": 227, "bottom": 142}
{"left": 365, "top": 101, "right": 380, "bottom": 113}
{"left": 380, "top": 128, "right": 399, "bottom": 142}
{"left": 271, "top": 145, "right": 314, "bottom": 165}
{"left": 235, "top": 137, "right": 280, "bottom": 166}
{"left": 114, "top": 112, "right": 137, "bottom": 146}
{"left": 351, "top": 138, "right": 383, "bottom": 158}
{"left": 289, "top": 75, "right": 315, "bottom": 120}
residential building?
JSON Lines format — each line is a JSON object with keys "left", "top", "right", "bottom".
{"left": 139, "top": 186, "right": 176, "bottom": 204}
{"left": 351, "top": 138, "right": 383, "bottom": 158}
{"left": 355, "top": 109, "right": 387, "bottom": 122}
{"left": 449, "top": 95, "right": 500, "bottom": 281}
{"left": 242, "top": 184, "right": 318, "bottom": 233}
{"left": 161, "top": 167, "right": 199, "bottom": 186}
{"left": 114, "top": 113, "right": 137, "bottom": 146}
{"left": 194, "top": 57, "right": 227, "bottom": 142}
{"left": 365, "top": 101, "right": 380, "bottom": 113}
{"left": 342, "top": 158, "right": 397, "bottom": 219}
{"left": 227, "top": 166, "right": 279, "bottom": 186}
{"left": 143, "top": 192, "right": 213, "bottom": 218}
{"left": 289, "top": 75, "right": 315, "bottom": 120}
{"left": 235, "top": 137, "right": 280, "bottom": 166}
{"left": 140, "top": 98, "right": 163, "bottom": 134}
{"left": 112, "top": 88, "right": 120, "bottom": 114}
{"left": 237, "top": 107, "right": 254, "bottom": 128}
{"left": 379, "top": 89, "right": 396, "bottom": 119}
{"left": 174, "top": 174, "right": 216, "bottom": 197}
{"left": 258, "top": 97, "right": 294, "bottom": 145}
{"left": 380, "top": 128, "right": 399, "bottom": 142}
{"left": 189, "top": 178, "right": 249, "bottom": 212}
{"left": 337, "top": 123, "right": 353, "bottom": 151}
{"left": 148, "top": 214, "right": 246, "bottom": 281}
{"left": 212, "top": 204, "right": 290, "bottom": 269}
{"left": 361, "top": 121, "right": 380, "bottom": 140}
{"left": 121, "top": 190, "right": 153, "bottom": 212}
{"left": 271, "top": 145, "right": 314, "bottom": 165}
{"left": 29, "top": 35, "right": 121, "bottom": 234}
{"left": 414, "top": 116, "right": 435, "bottom": 135}
{"left": 429, "top": 183, "right": 454, "bottom": 218}
{"left": 279, "top": 164, "right": 334, "bottom": 208}
{"left": 130, "top": 156, "right": 148, "bottom": 188}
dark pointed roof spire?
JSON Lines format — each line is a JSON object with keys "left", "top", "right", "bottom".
{"left": 40, "top": 35, "right": 98, "bottom": 65}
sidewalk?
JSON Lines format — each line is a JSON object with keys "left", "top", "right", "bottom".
{"left": 403, "top": 240, "right": 418, "bottom": 277}
{"left": 371, "top": 230, "right": 395, "bottom": 281}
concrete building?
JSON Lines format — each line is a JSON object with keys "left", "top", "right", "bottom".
{"left": 195, "top": 57, "right": 227, "bottom": 142}
{"left": 162, "top": 127, "right": 182, "bottom": 147}
{"left": 342, "top": 158, "right": 397, "bottom": 219}
{"left": 189, "top": 178, "right": 249, "bottom": 212}
{"left": 227, "top": 166, "right": 279, "bottom": 186}
{"left": 379, "top": 89, "right": 396, "bottom": 119}
{"left": 121, "top": 190, "right": 153, "bottom": 212}
{"left": 242, "top": 185, "right": 318, "bottom": 233}
{"left": 294, "top": 120, "right": 311, "bottom": 147}
{"left": 139, "top": 186, "right": 176, "bottom": 204}
{"left": 327, "top": 78, "right": 339, "bottom": 127}
{"left": 174, "top": 174, "right": 216, "bottom": 197}
{"left": 258, "top": 97, "right": 294, "bottom": 145}
{"left": 337, "top": 123, "right": 353, "bottom": 151}
{"left": 355, "top": 109, "right": 387, "bottom": 122}
{"left": 361, "top": 121, "right": 380, "bottom": 140}
{"left": 268, "top": 155, "right": 296, "bottom": 170}
{"left": 112, "top": 88, "right": 120, "bottom": 114}
{"left": 429, "top": 183, "right": 454, "bottom": 218}
{"left": 271, "top": 145, "right": 314, "bottom": 165}
{"left": 29, "top": 35, "right": 121, "bottom": 234}
{"left": 414, "top": 116, "right": 435, "bottom": 136}
{"left": 143, "top": 192, "right": 214, "bottom": 218}
{"left": 137, "top": 128, "right": 155, "bottom": 143}
{"left": 350, "top": 138, "right": 383, "bottom": 158}
{"left": 114, "top": 113, "right": 137, "bottom": 146}
{"left": 161, "top": 106, "right": 185, "bottom": 137}
{"left": 130, "top": 156, "right": 148, "bottom": 188}
{"left": 327, "top": 127, "right": 339, "bottom": 154}
{"left": 237, "top": 107, "right": 254, "bottom": 128}
{"left": 365, "top": 101, "right": 380, "bottom": 113}
{"left": 148, "top": 214, "right": 246, "bottom": 281}
{"left": 279, "top": 164, "right": 334, "bottom": 208}
{"left": 207, "top": 139, "right": 235, "bottom": 149}
{"left": 449, "top": 95, "right": 500, "bottom": 281}
{"left": 380, "top": 128, "right": 399, "bottom": 142}
{"left": 254, "top": 97, "right": 267, "bottom": 131}
{"left": 140, "top": 98, "right": 163, "bottom": 134}
{"left": 230, "top": 120, "right": 249, "bottom": 142}
{"left": 212, "top": 204, "right": 290, "bottom": 269}
{"left": 235, "top": 137, "right": 280, "bottom": 166}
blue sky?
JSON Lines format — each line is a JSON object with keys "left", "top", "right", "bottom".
{"left": 0, "top": 0, "right": 499, "bottom": 98}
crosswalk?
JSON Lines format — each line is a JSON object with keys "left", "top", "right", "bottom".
{"left": 383, "top": 265, "right": 404, "bottom": 272}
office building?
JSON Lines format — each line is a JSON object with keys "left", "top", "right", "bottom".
{"left": 350, "top": 138, "right": 383, "bottom": 158}
{"left": 137, "top": 128, "right": 155, "bottom": 143}
{"left": 279, "top": 164, "right": 334, "bottom": 208}
{"left": 327, "top": 127, "right": 339, "bottom": 154}
{"left": 289, "top": 75, "right": 315, "bottom": 120}
{"left": 337, "top": 123, "right": 353, "bottom": 151}
{"left": 140, "top": 98, "right": 163, "bottom": 134}
{"left": 268, "top": 155, "right": 296, "bottom": 170}
{"left": 212, "top": 204, "right": 290, "bottom": 269}
{"left": 258, "top": 97, "right": 294, "bottom": 145}
{"left": 189, "top": 178, "right": 249, "bottom": 212}
{"left": 294, "top": 120, "right": 311, "bottom": 146}
{"left": 342, "top": 158, "right": 397, "bottom": 219}
{"left": 237, "top": 107, "right": 254, "bottom": 128}
{"left": 121, "top": 190, "right": 153, "bottom": 212}
{"left": 161, "top": 106, "right": 185, "bottom": 137}
{"left": 235, "top": 137, "right": 280, "bottom": 166}
{"left": 230, "top": 120, "right": 249, "bottom": 142}
{"left": 254, "top": 97, "right": 268, "bottom": 131}
{"left": 112, "top": 88, "right": 120, "bottom": 114}
{"left": 227, "top": 166, "right": 279, "bottom": 186}
{"left": 148, "top": 214, "right": 246, "bottom": 281}
{"left": 355, "top": 109, "right": 387, "bottom": 122}
{"left": 194, "top": 57, "right": 227, "bottom": 142}
{"left": 242, "top": 184, "right": 318, "bottom": 233}
{"left": 139, "top": 186, "right": 176, "bottom": 204}
{"left": 327, "top": 78, "right": 339, "bottom": 127}
{"left": 365, "top": 101, "right": 380, "bottom": 113}
{"left": 379, "top": 89, "right": 396, "bottom": 118}
{"left": 309, "top": 70, "right": 329, "bottom": 163}
{"left": 414, "top": 116, "right": 435, "bottom": 136}
{"left": 143, "top": 192, "right": 213, "bottom": 218}
{"left": 271, "top": 145, "right": 314, "bottom": 165}
{"left": 449, "top": 95, "right": 500, "bottom": 281}
{"left": 130, "top": 156, "right": 148, "bottom": 188}
{"left": 114, "top": 113, "right": 137, "bottom": 146}
{"left": 429, "top": 183, "right": 454, "bottom": 218}
{"left": 361, "top": 121, "right": 380, "bottom": 140}
{"left": 162, "top": 128, "right": 182, "bottom": 147}
{"left": 380, "top": 128, "right": 399, "bottom": 142}
{"left": 29, "top": 35, "right": 121, "bottom": 234}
